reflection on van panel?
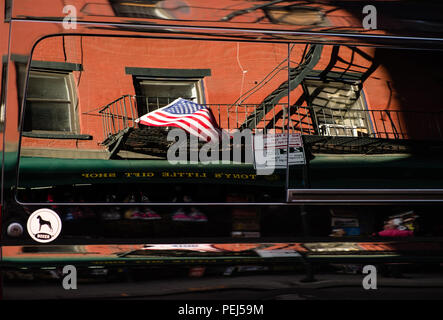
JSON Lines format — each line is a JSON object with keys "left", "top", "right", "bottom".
{"left": 2, "top": 1, "right": 443, "bottom": 290}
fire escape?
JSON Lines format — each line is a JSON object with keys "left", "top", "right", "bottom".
{"left": 94, "top": 42, "right": 443, "bottom": 159}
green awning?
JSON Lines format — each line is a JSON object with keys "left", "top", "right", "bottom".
{"left": 15, "top": 157, "right": 289, "bottom": 188}
{"left": 7, "top": 153, "right": 443, "bottom": 189}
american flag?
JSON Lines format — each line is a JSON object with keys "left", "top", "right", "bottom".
{"left": 135, "top": 98, "right": 221, "bottom": 142}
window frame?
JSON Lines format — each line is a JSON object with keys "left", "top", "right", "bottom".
{"left": 0, "top": 62, "right": 6, "bottom": 128}
{"left": 302, "top": 78, "right": 373, "bottom": 137}
{"left": 109, "top": 0, "right": 171, "bottom": 20}
{"left": 23, "top": 68, "right": 79, "bottom": 134}
{"left": 133, "top": 76, "right": 206, "bottom": 116}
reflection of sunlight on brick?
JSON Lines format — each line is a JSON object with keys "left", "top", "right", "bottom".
{"left": 3, "top": 2, "right": 443, "bottom": 302}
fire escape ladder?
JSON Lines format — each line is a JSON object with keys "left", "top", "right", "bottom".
{"left": 239, "top": 44, "right": 323, "bottom": 131}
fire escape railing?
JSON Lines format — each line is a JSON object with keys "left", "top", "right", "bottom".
{"left": 98, "top": 95, "right": 139, "bottom": 143}
{"left": 96, "top": 95, "right": 443, "bottom": 143}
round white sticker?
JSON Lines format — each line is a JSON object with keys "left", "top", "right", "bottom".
{"left": 27, "top": 208, "right": 62, "bottom": 243}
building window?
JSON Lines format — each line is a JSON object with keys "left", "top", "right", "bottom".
{"left": 0, "top": 63, "right": 6, "bottom": 127}
{"left": 126, "top": 67, "right": 210, "bottom": 117}
{"left": 110, "top": 0, "right": 172, "bottom": 19}
{"left": 137, "top": 79, "right": 203, "bottom": 114}
{"left": 24, "top": 70, "right": 77, "bottom": 133}
{"left": 264, "top": 6, "right": 326, "bottom": 26}
{"left": 303, "top": 79, "right": 371, "bottom": 137}
{"left": 4, "top": 0, "right": 12, "bottom": 22}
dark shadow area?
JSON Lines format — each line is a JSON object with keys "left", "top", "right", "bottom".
{"left": 372, "top": 48, "right": 443, "bottom": 141}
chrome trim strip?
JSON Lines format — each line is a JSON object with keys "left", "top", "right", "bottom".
{"left": 288, "top": 189, "right": 443, "bottom": 203}
{"left": 11, "top": 19, "right": 443, "bottom": 43}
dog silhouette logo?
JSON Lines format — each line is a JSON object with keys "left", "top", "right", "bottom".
{"left": 27, "top": 209, "right": 62, "bottom": 243}
{"left": 37, "top": 215, "right": 53, "bottom": 232}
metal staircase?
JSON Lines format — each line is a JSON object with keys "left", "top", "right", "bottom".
{"left": 239, "top": 44, "right": 323, "bottom": 131}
